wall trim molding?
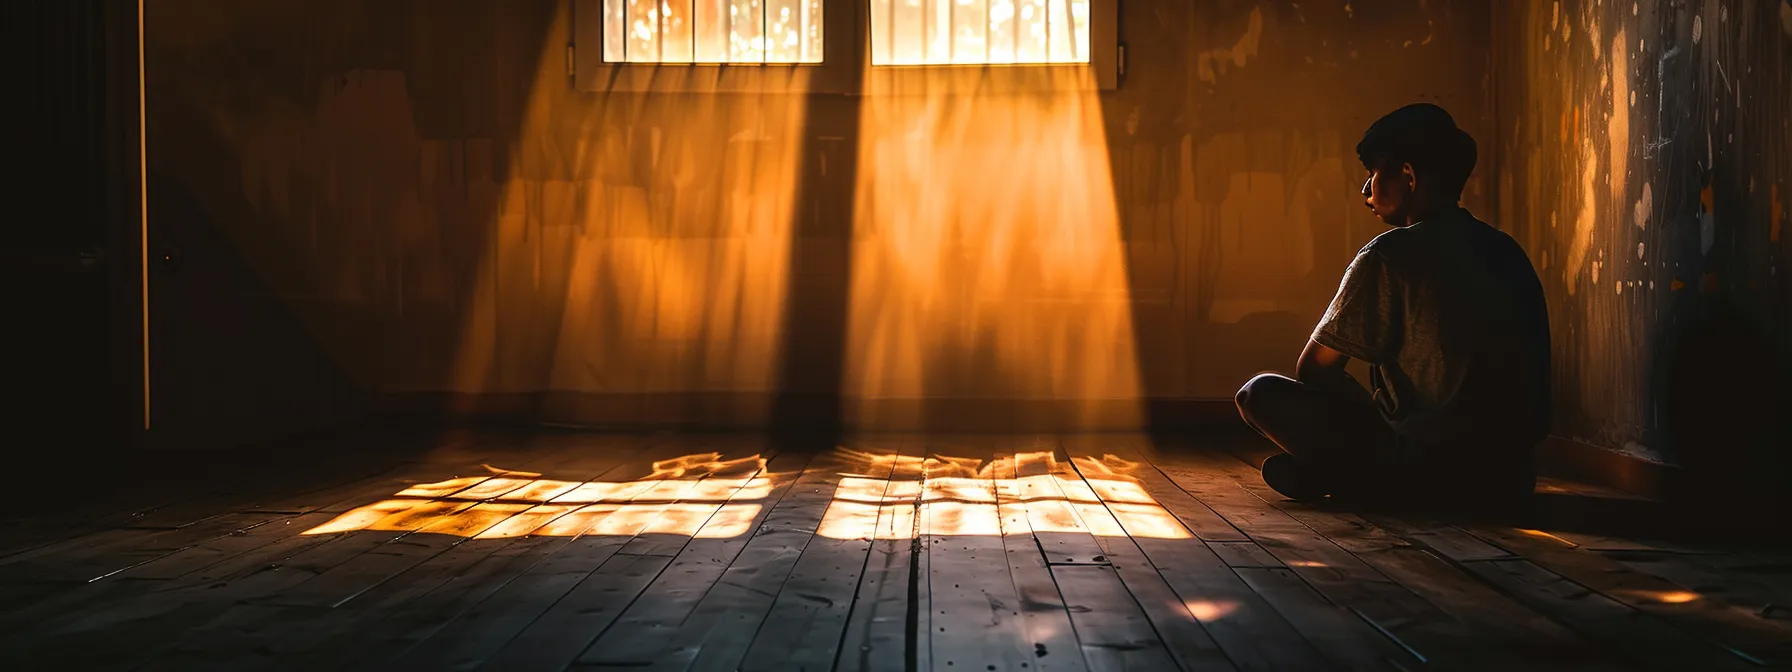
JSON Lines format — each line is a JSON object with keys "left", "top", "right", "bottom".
{"left": 1534, "top": 435, "right": 1679, "bottom": 500}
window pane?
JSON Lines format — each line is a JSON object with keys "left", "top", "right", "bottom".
{"left": 1045, "top": 0, "right": 1075, "bottom": 62}
{"left": 602, "top": 0, "right": 821, "bottom": 63}
{"left": 873, "top": 0, "right": 1087, "bottom": 65}
{"left": 604, "top": 0, "right": 627, "bottom": 62}
{"left": 987, "top": 0, "right": 1015, "bottom": 63}
{"left": 952, "top": 0, "right": 988, "bottom": 64}
{"left": 925, "top": 0, "right": 949, "bottom": 63}
{"left": 868, "top": 0, "right": 929, "bottom": 65}
{"left": 730, "top": 0, "right": 763, "bottom": 62}
{"left": 804, "top": 0, "right": 824, "bottom": 62}
{"left": 1070, "top": 0, "right": 1090, "bottom": 62}
{"left": 1018, "top": 0, "right": 1047, "bottom": 62}
{"left": 662, "top": 1, "right": 695, "bottom": 63}
{"left": 627, "top": 0, "right": 658, "bottom": 62}
{"left": 766, "top": 0, "right": 802, "bottom": 63}
{"left": 694, "top": 0, "right": 729, "bottom": 62}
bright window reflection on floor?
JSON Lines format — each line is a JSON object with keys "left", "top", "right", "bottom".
{"left": 817, "top": 451, "right": 1190, "bottom": 540}
{"left": 307, "top": 448, "right": 1192, "bottom": 541}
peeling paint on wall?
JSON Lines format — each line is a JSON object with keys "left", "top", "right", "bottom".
{"left": 1195, "top": 7, "right": 1262, "bottom": 85}
{"left": 1497, "top": 0, "right": 1790, "bottom": 487}
{"left": 1608, "top": 28, "right": 1629, "bottom": 203}
{"left": 1566, "top": 140, "right": 1600, "bottom": 293}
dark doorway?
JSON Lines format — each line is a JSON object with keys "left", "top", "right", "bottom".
{"left": 2, "top": 1, "right": 142, "bottom": 469}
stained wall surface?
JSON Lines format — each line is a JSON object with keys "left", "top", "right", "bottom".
{"left": 1493, "top": 0, "right": 1789, "bottom": 488}
{"left": 142, "top": 0, "right": 1493, "bottom": 433}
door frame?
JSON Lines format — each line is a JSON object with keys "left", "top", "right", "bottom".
{"left": 105, "top": 0, "right": 148, "bottom": 447}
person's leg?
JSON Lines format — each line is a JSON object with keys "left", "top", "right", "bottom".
{"left": 1235, "top": 372, "right": 1384, "bottom": 467}
{"left": 1235, "top": 372, "right": 1389, "bottom": 498}
{"left": 1410, "top": 440, "right": 1537, "bottom": 516}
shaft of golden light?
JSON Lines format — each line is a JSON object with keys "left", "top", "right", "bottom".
{"left": 449, "top": 4, "right": 810, "bottom": 403}
{"left": 845, "top": 67, "right": 1140, "bottom": 428}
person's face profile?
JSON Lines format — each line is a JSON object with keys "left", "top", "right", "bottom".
{"left": 1361, "top": 162, "right": 1414, "bottom": 227}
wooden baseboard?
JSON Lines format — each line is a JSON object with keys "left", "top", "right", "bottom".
{"left": 1534, "top": 435, "right": 1679, "bottom": 500}
{"left": 371, "top": 391, "right": 1244, "bottom": 433}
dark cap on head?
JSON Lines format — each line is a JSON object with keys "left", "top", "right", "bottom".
{"left": 1356, "top": 103, "right": 1478, "bottom": 199}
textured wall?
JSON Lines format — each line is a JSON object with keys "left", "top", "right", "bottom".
{"left": 1107, "top": 0, "right": 1493, "bottom": 405}
{"left": 142, "top": 0, "right": 1494, "bottom": 430}
{"left": 1493, "top": 0, "right": 1790, "bottom": 485}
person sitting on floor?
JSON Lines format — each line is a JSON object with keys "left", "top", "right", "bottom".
{"left": 1236, "top": 103, "right": 1552, "bottom": 510}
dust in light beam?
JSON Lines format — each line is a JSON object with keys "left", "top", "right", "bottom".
{"left": 446, "top": 5, "right": 811, "bottom": 404}
{"left": 844, "top": 66, "right": 1142, "bottom": 428}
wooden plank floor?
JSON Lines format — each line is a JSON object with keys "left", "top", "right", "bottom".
{"left": 2, "top": 429, "right": 1789, "bottom": 671}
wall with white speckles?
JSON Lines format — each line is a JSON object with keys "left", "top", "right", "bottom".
{"left": 1494, "top": 0, "right": 1790, "bottom": 495}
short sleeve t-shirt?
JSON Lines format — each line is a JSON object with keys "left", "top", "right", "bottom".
{"left": 1312, "top": 208, "right": 1552, "bottom": 451}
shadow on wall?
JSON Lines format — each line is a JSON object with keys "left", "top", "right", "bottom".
{"left": 145, "top": 167, "right": 367, "bottom": 446}
{"left": 143, "top": 1, "right": 565, "bottom": 442}
{"left": 147, "top": 1, "right": 827, "bottom": 426}
{"left": 1656, "top": 298, "right": 1789, "bottom": 511}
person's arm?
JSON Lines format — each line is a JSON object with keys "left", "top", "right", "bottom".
{"left": 1296, "top": 338, "right": 1352, "bottom": 389}
{"left": 1308, "top": 247, "right": 1399, "bottom": 387}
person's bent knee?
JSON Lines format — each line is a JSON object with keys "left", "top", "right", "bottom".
{"left": 1236, "top": 372, "right": 1298, "bottom": 424}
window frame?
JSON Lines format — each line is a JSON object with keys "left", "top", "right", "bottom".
{"left": 572, "top": 0, "right": 864, "bottom": 94}
{"left": 571, "top": 0, "right": 1118, "bottom": 94}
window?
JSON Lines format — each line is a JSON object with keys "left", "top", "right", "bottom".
{"left": 869, "top": 0, "right": 1091, "bottom": 65}
{"left": 601, "top": 0, "right": 824, "bottom": 63}
{"left": 571, "top": 0, "right": 1117, "bottom": 92}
